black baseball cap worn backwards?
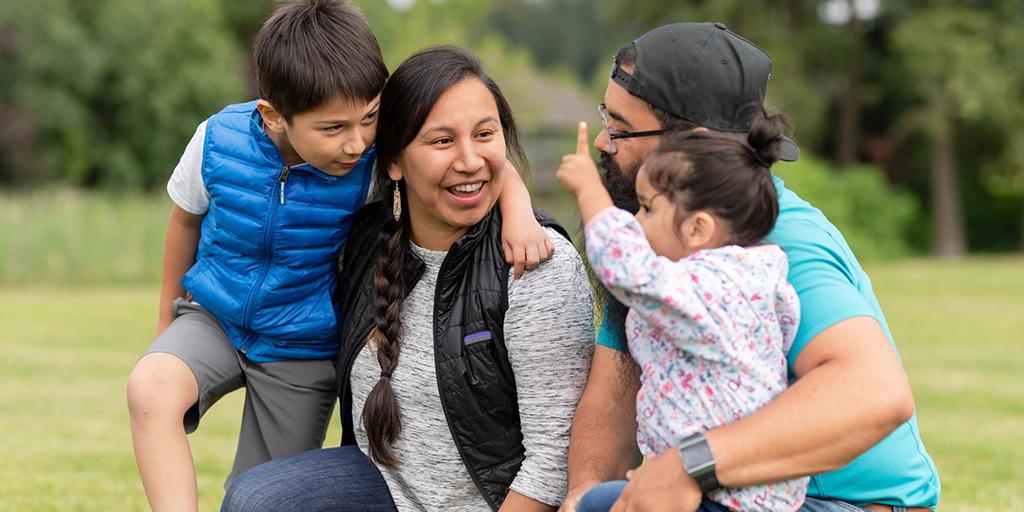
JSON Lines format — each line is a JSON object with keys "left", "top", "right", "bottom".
{"left": 611, "top": 22, "right": 800, "bottom": 162}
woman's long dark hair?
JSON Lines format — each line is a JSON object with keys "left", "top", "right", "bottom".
{"left": 362, "top": 46, "right": 527, "bottom": 467}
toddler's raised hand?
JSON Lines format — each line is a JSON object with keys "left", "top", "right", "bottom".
{"left": 557, "top": 122, "right": 614, "bottom": 223}
{"left": 556, "top": 122, "right": 603, "bottom": 197}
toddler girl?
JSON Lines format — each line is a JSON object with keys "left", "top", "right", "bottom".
{"left": 557, "top": 113, "right": 807, "bottom": 511}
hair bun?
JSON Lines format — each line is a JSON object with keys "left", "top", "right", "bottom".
{"left": 747, "top": 111, "right": 790, "bottom": 168}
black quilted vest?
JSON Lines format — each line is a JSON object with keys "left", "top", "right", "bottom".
{"left": 336, "top": 202, "right": 569, "bottom": 510}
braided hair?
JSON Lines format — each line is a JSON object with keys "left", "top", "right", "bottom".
{"left": 361, "top": 45, "right": 527, "bottom": 466}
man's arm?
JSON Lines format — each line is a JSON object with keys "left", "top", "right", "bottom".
{"left": 155, "top": 205, "right": 203, "bottom": 337}
{"left": 610, "top": 315, "right": 915, "bottom": 511}
{"left": 709, "top": 315, "right": 914, "bottom": 485}
{"left": 562, "top": 345, "right": 643, "bottom": 510}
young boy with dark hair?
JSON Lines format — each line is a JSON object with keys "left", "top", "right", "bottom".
{"left": 126, "top": 1, "right": 549, "bottom": 510}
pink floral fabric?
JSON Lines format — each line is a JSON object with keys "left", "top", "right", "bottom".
{"left": 586, "top": 207, "right": 807, "bottom": 511}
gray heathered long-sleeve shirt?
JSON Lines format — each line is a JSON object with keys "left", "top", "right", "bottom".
{"left": 350, "top": 228, "right": 595, "bottom": 511}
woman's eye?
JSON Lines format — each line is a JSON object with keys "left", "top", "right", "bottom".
{"left": 476, "top": 130, "right": 494, "bottom": 139}
{"left": 432, "top": 137, "right": 454, "bottom": 145}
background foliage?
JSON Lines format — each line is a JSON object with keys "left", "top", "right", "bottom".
{"left": 1, "top": 1, "right": 1022, "bottom": 511}
{"left": 1, "top": 0, "right": 1022, "bottom": 255}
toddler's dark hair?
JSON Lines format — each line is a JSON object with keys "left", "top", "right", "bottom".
{"left": 643, "top": 110, "right": 790, "bottom": 246}
{"left": 254, "top": 0, "right": 388, "bottom": 120}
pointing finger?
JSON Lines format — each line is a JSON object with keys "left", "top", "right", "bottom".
{"left": 576, "top": 121, "right": 589, "bottom": 156}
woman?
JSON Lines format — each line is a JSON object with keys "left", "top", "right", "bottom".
{"left": 222, "top": 46, "right": 595, "bottom": 511}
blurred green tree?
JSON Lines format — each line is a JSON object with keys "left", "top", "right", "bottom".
{"left": 355, "top": 0, "right": 596, "bottom": 179}
{"left": 890, "top": 2, "right": 1023, "bottom": 255}
{"left": 0, "top": 0, "right": 247, "bottom": 188}
{"left": 598, "top": 0, "right": 1024, "bottom": 254}
{"left": 1, "top": 0, "right": 1021, "bottom": 254}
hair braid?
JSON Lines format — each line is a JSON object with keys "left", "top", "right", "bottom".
{"left": 361, "top": 203, "right": 407, "bottom": 467}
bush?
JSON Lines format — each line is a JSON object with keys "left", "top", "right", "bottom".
{"left": 774, "top": 157, "right": 921, "bottom": 260}
{"left": 0, "top": 188, "right": 168, "bottom": 286}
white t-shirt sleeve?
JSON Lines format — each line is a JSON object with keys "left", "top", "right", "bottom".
{"left": 166, "top": 121, "right": 210, "bottom": 215}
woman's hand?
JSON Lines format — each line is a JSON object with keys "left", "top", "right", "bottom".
{"left": 557, "top": 122, "right": 614, "bottom": 225}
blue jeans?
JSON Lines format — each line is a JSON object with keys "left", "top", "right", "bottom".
{"left": 577, "top": 481, "right": 731, "bottom": 512}
{"left": 221, "top": 445, "right": 397, "bottom": 512}
{"left": 576, "top": 480, "right": 903, "bottom": 512}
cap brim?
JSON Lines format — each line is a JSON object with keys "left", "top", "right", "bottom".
{"left": 780, "top": 136, "right": 800, "bottom": 162}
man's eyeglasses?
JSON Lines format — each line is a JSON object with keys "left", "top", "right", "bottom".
{"left": 597, "top": 103, "right": 668, "bottom": 153}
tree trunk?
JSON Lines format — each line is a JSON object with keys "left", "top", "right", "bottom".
{"left": 836, "top": 67, "right": 861, "bottom": 168}
{"left": 930, "top": 96, "right": 967, "bottom": 257}
{"left": 836, "top": 5, "right": 861, "bottom": 169}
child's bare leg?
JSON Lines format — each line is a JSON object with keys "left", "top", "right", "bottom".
{"left": 127, "top": 352, "right": 200, "bottom": 512}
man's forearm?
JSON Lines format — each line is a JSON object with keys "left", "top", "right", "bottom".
{"left": 705, "top": 316, "right": 915, "bottom": 487}
{"left": 566, "top": 395, "right": 640, "bottom": 489}
{"left": 566, "top": 346, "right": 643, "bottom": 490}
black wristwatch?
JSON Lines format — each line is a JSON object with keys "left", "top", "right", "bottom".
{"left": 677, "top": 433, "right": 721, "bottom": 494}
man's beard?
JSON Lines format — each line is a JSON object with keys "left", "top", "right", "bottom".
{"left": 599, "top": 152, "right": 640, "bottom": 214}
{"left": 593, "top": 153, "right": 641, "bottom": 377}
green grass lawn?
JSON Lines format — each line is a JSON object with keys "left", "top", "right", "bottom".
{"left": 1, "top": 257, "right": 1021, "bottom": 511}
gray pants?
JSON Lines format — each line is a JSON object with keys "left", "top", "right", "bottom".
{"left": 146, "top": 299, "right": 337, "bottom": 488}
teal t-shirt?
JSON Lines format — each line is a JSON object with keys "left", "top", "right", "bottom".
{"left": 596, "top": 176, "right": 940, "bottom": 509}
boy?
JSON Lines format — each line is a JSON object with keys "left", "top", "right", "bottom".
{"left": 126, "top": 1, "right": 549, "bottom": 510}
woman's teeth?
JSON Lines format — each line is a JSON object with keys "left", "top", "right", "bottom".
{"left": 451, "top": 182, "right": 483, "bottom": 193}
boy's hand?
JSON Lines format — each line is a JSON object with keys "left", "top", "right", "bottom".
{"left": 557, "top": 122, "right": 614, "bottom": 225}
{"left": 556, "top": 122, "right": 604, "bottom": 198}
{"left": 502, "top": 211, "right": 555, "bottom": 280}
{"left": 499, "top": 160, "right": 554, "bottom": 279}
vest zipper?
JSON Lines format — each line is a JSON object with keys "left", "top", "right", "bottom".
{"left": 279, "top": 166, "right": 290, "bottom": 204}
{"left": 240, "top": 165, "right": 288, "bottom": 348}
{"left": 431, "top": 252, "right": 500, "bottom": 511}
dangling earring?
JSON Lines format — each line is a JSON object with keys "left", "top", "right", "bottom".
{"left": 392, "top": 181, "right": 402, "bottom": 221}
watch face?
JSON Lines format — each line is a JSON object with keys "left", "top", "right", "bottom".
{"left": 679, "top": 434, "right": 720, "bottom": 493}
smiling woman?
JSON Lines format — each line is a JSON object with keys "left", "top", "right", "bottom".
{"left": 222, "top": 46, "right": 597, "bottom": 512}
{"left": 387, "top": 78, "right": 507, "bottom": 250}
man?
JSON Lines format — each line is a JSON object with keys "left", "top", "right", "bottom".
{"left": 563, "top": 22, "right": 940, "bottom": 512}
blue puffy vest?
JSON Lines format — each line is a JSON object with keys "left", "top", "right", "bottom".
{"left": 182, "top": 101, "right": 374, "bottom": 362}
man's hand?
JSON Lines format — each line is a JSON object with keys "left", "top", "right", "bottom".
{"left": 611, "top": 451, "right": 702, "bottom": 512}
{"left": 559, "top": 481, "right": 600, "bottom": 512}
{"left": 557, "top": 122, "right": 614, "bottom": 224}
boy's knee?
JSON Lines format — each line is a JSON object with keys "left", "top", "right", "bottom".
{"left": 127, "top": 353, "right": 197, "bottom": 418}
